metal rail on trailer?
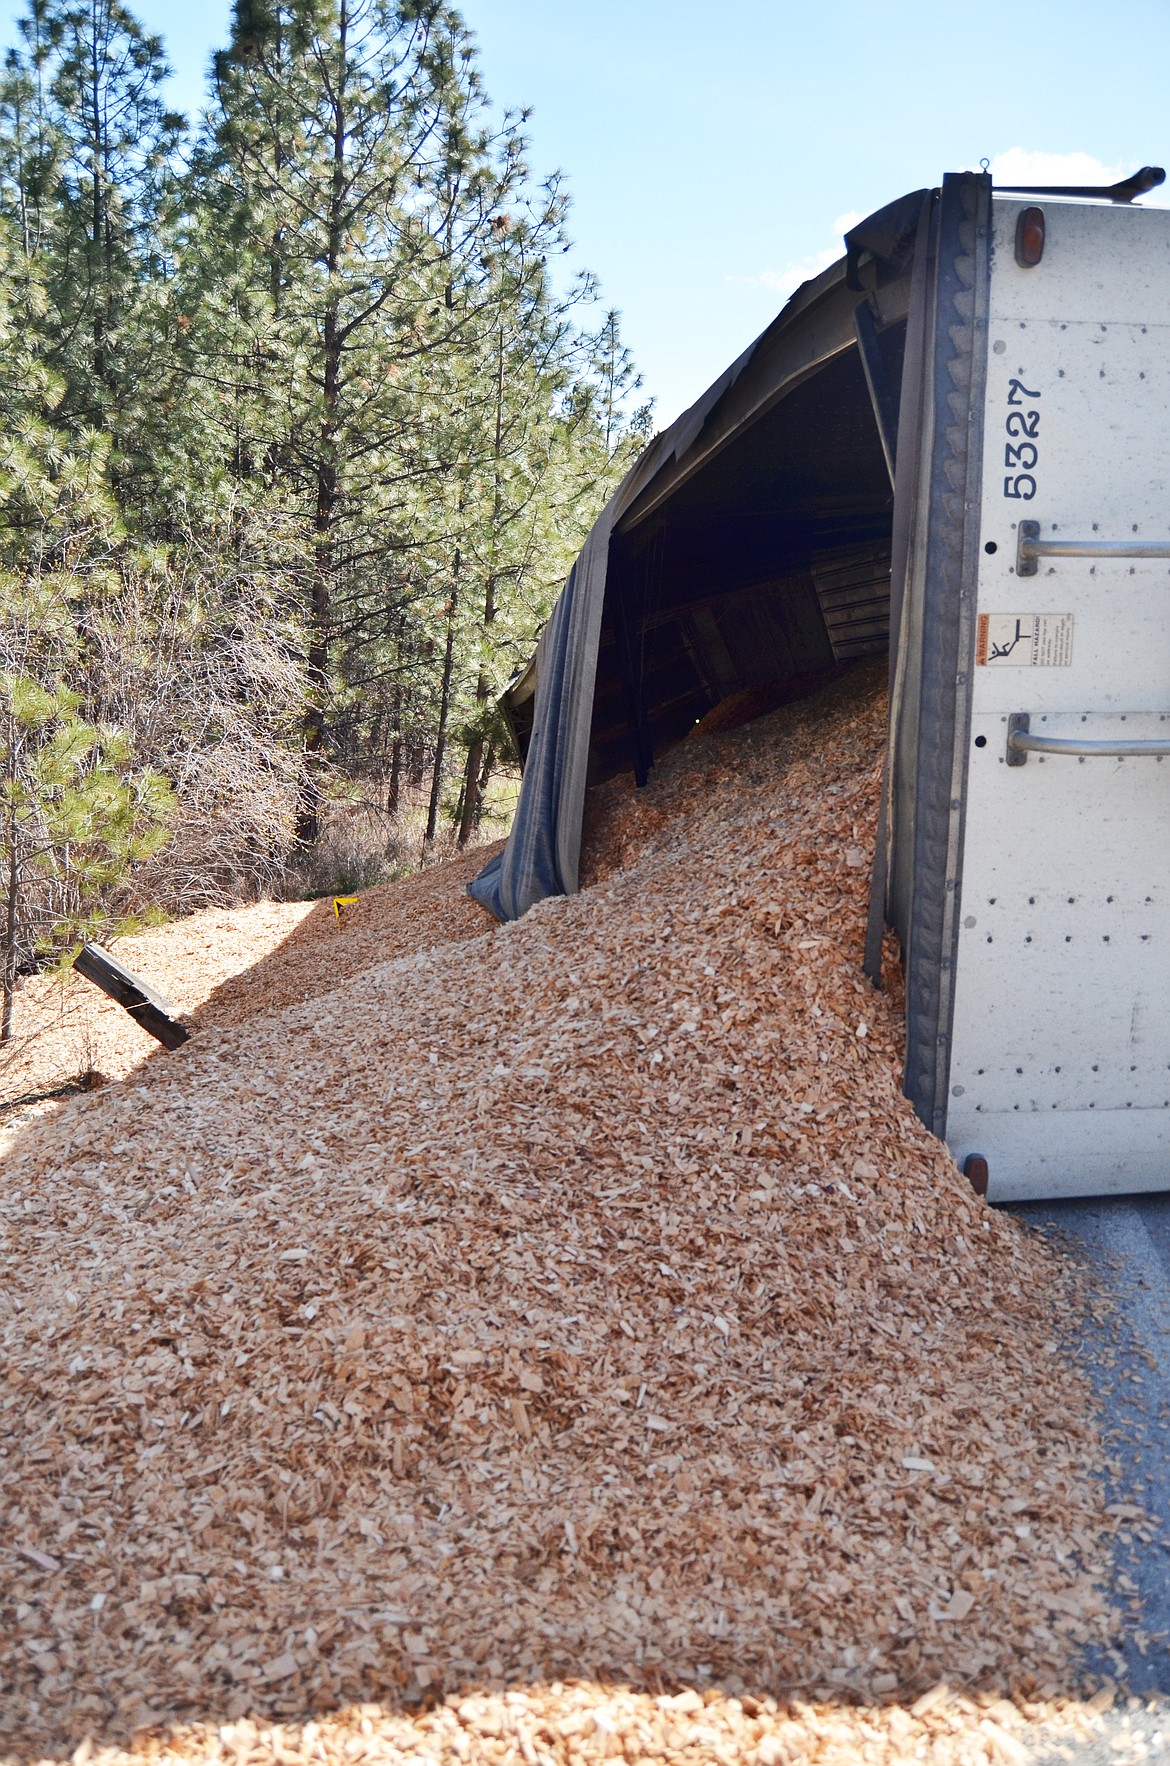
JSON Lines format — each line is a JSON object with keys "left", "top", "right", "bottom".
{"left": 884, "top": 176, "right": 1170, "bottom": 1202}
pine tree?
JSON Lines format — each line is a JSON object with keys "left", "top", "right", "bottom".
{"left": 0, "top": 653, "right": 173, "bottom": 1038}
{"left": 196, "top": 0, "right": 599, "bottom": 842}
{"left": 0, "top": 0, "right": 655, "bottom": 932}
{"left": 450, "top": 264, "right": 653, "bottom": 841}
{"left": 0, "top": 0, "right": 185, "bottom": 520}
{"left": 0, "top": 203, "right": 174, "bottom": 1035}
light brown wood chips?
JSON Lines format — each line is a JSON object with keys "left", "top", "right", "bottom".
{"left": 0, "top": 845, "right": 503, "bottom": 1117}
{"left": 0, "top": 669, "right": 1121, "bottom": 1764}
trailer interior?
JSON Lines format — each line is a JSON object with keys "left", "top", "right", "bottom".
{"left": 504, "top": 195, "right": 923, "bottom": 786}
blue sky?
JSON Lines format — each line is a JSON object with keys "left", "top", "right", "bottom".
{"left": 3, "top": 0, "right": 1168, "bottom": 422}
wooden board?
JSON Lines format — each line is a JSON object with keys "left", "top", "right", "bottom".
{"left": 72, "top": 941, "right": 190, "bottom": 1051}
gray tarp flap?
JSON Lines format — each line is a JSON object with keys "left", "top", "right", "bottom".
{"left": 468, "top": 343, "right": 757, "bottom": 922}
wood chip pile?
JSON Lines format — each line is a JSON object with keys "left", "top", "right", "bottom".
{"left": 0, "top": 845, "right": 500, "bottom": 1119}
{"left": 0, "top": 669, "right": 1117, "bottom": 1764}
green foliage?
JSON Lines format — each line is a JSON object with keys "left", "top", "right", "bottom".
{"left": 184, "top": 0, "right": 651, "bottom": 840}
{"left": 0, "top": 0, "right": 186, "bottom": 518}
{"left": 0, "top": 667, "right": 173, "bottom": 911}
{"left": 0, "top": 587, "right": 176, "bottom": 1038}
{"left": 0, "top": 0, "right": 654, "bottom": 972}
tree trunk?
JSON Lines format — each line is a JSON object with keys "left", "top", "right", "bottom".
{"left": 457, "top": 330, "right": 505, "bottom": 847}
{"left": 458, "top": 736, "right": 495, "bottom": 845}
{"left": 387, "top": 737, "right": 403, "bottom": 816}
{"left": 90, "top": 48, "right": 105, "bottom": 396}
{"left": 2, "top": 717, "right": 20, "bottom": 1044}
{"left": 296, "top": 591, "right": 330, "bottom": 846}
{"left": 295, "top": 0, "right": 349, "bottom": 847}
{"left": 387, "top": 681, "right": 403, "bottom": 814}
{"left": 2, "top": 833, "right": 17, "bottom": 1044}
{"left": 476, "top": 740, "right": 495, "bottom": 819}
{"left": 425, "top": 554, "right": 460, "bottom": 846}
{"left": 456, "top": 730, "right": 483, "bottom": 846}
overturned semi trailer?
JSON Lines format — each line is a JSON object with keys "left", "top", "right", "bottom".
{"left": 471, "top": 169, "right": 1170, "bottom": 1204}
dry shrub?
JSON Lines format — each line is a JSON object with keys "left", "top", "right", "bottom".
{"left": 285, "top": 780, "right": 510, "bottom": 901}
{"left": 285, "top": 799, "right": 414, "bottom": 899}
{"left": 86, "top": 537, "right": 307, "bottom": 915}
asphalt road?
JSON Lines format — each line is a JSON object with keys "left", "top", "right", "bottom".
{"left": 1015, "top": 1193, "right": 1170, "bottom": 1692}
{"left": 1010, "top": 1194, "right": 1170, "bottom": 1761}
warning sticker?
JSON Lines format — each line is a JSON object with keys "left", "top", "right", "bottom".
{"left": 976, "top": 612, "right": 1074, "bottom": 667}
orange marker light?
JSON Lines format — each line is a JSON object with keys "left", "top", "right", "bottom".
{"left": 1015, "top": 206, "right": 1045, "bottom": 268}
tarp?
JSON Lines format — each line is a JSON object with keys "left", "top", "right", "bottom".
{"left": 467, "top": 188, "right": 930, "bottom": 924}
{"left": 468, "top": 344, "right": 757, "bottom": 922}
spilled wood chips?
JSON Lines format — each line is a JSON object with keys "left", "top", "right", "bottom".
{"left": 0, "top": 844, "right": 501, "bottom": 1119}
{"left": 0, "top": 670, "right": 1118, "bottom": 1763}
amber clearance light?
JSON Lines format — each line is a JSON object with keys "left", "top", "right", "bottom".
{"left": 1015, "top": 205, "right": 1046, "bottom": 267}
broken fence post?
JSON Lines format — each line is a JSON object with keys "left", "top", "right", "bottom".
{"left": 72, "top": 943, "right": 191, "bottom": 1051}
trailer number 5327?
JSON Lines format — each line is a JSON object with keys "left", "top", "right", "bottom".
{"left": 1003, "top": 379, "right": 1040, "bottom": 499}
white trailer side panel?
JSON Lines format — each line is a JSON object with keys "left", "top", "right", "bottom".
{"left": 945, "top": 198, "right": 1170, "bottom": 1202}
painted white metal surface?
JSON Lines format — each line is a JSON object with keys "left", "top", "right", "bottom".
{"left": 945, "top": 197, "right": 1170, "bottom": 1203}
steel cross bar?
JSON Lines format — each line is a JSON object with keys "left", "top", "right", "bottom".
{"left": 1016, "top": 519, "right": 1170, "bottom": 576}
{"left": 1006, "top": 711, "right": 1170, "bottom": 765}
